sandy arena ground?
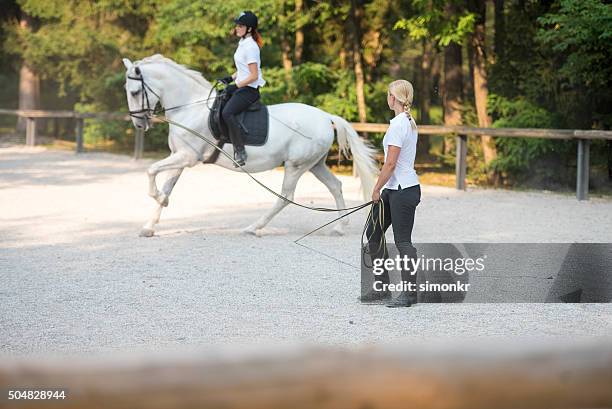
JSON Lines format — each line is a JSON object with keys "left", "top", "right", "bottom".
{"left": 1, "top": 146, "right": 612, "bottom": 357}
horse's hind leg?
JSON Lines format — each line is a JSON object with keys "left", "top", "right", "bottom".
{"left": 140, "top": 168, "right": 183, "bottom": 237}
{"left": 243, "top": 163, "right": 308, "bottom": 235}
{"left": 310, "top": 157, "right": 348, "bottom": 235}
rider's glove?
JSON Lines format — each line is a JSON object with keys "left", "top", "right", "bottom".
{"left": 218, "top": 75, "right": 233, "bottom": 85}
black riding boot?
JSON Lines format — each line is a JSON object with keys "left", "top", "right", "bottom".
{"left": 387, "top": 243, "right": 418, "bottom": 308}
{"left": 225, "top": 114, "right": 248, "bottom": 167}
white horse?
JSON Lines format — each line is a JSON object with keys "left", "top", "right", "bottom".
{"left": 122, "top": 54, "right": 378, "bottom": 237}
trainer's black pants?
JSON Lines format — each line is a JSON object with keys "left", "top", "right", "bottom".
{"left": 365, "top": 184, "right": 421, "bottom": 288}
{"left": 221, "top": 86, "right": 260, "bottom": 151}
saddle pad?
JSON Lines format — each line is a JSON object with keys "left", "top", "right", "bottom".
{"left": 239, "top": 105, "right": 269, "bottom": 146}
{"left": 208, "top": 93, "right": 269, "bottom": 147}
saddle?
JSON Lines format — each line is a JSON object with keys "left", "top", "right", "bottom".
{"left": 206, "top": 89, "right": 269, "bottom": 163}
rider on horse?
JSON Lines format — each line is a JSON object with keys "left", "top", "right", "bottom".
{"left": 219, "top": 11, "right": 266, "bottom": 167}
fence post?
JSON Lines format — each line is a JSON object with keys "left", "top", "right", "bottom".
{"left": 25, "top": 117, "right": 36, "bottom": 146}
{"left": 75, "top": 118, "right": 84, "bottom": 153}
{"left": 576, "top": 138, "right": 590, "bottom": 201}
{"left": 134, "top": 128, "right": 144, "bottom": 160}
{"left": 53, "top": 118, "right": 59, "bottom": 139}
{"left": 455, "top": 134, "right": 467, "bottom": 190}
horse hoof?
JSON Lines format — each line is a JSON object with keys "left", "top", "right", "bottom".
{"left": 139, "top": 228, "right": 155, "bottom": 237}
{"left": 242, "top": 226, "right": 259, "bottom": 236}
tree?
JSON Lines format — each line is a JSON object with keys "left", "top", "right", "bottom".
{"left": 394, "top": 0, "right": 475, "bottom": 154}
{"left": 16, "top": 11, "right": 40, "bottom": 133}
{"left": 537, "top": 0, "right": 612, "bottom": 129}
{"left": 442, "top": 2, "right": 464, "bottom": 155}
{"left": 294, "top": 0, "right": 304, "bottom": 64}
{"left": 417, "top": 37, "right": 433, "bottom": 156}
{"left": 349, "top": 0, "right": 367, "bottom": 123}
{"left": 494, "top": 0, "right": 505, "bottom": 60}
{"left": 468, "top": 0, "right": 497, "bottom": 175}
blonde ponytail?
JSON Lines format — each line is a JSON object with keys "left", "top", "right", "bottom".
{"left": 389, "top": 79, "right": 418, "bottom": 131}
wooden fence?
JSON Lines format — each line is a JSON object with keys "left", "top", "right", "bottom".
{"left": 1, "top": 109, "right": 611, "bottom": 200}
{"left": 0, "top": 340, "right": 611, "bottom": 409}
{"left": 352, "top": 122, "right": 612, "bottom": 201}
{"left": 0, "top": 109, "right": 145, "bottom": 159}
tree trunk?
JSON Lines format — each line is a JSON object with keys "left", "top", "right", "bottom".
{"left": 339, "top": 44, "right": 348, "bottom": 70}
{"left": 607, "top": 140, "right": 612, "bottom": 181}
{"left": 417, "top": 39, "right": 433, "bottom": 158}
{"left": 16, "top": 13, "right": 40, "bottom": 133}
{"left": 431, "top": 48, "right": 442, "bottom": 105}
{"left": 363, "top": 0, "right": 390, "bottom": 82}
{"left": 365, "top": 30, "right": 384, "bottom": 82}
{"left": 294, "top": 0, "right": 304, "bottom": 64}
{"left": 349, "top": 0, "right": 367, "bottom": 123}
{"left": 494, "top": 0, "right": 505, "bottom": 60}
{"left": 442, "top": 1, "right": 469, "bottom": 156}
{"left": 443, "top": 43, "right": 463, "bottom": 156}
{"left": 281, "top": 35, "right": 292, "bottom": 77}
{"left": 469, "top": 0, "right": 497, "bottom": 168}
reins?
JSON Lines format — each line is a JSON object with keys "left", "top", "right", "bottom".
{"left": 127, "top": 72, "right": 217, "bottom": 119}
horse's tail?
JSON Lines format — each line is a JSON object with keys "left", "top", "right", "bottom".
{"left": 329, "top": 115, "right": 379, "bottom": 201}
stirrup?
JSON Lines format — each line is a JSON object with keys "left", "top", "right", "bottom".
{"left": 233, "top": 149, "right": 247, "bottom": 167}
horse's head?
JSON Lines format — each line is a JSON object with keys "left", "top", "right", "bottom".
{"left": 123, "top": 58, "right": 160, "bottom": 131}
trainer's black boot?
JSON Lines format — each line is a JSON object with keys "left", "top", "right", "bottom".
{"left": 387, "top": 242, "right": 418, "bottom": 308}
{"left": 386, "top": 291, "right": 417, "bottom": 307}
{"left": 358, "top": 267, "right": 391, "bottom": 304}
{"left": 359, "top": 288, "right": 392, "bottom": 304}
{"left": 233, "top": 147, "right": 247, "bottom": 167}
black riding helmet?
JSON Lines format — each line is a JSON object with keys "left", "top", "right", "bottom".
{"left": 234, "top": 11, "right": 258, "bottom": 30}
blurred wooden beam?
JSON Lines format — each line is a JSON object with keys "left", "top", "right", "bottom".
{"left": 0, "top": 341, "right": 611, "bottom": 409}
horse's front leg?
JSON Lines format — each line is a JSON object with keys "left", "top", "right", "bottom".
{"left": 147, "top": 153, "right": 193, "bottom": 206}
{"left": 140, "top": 168, "right": 184, "bottom": 237}
{"left": 140, "top": 153, "right": 196, "bottom": 237}
{"left": 147, "top": 172, "right": 159, "bottom": 201}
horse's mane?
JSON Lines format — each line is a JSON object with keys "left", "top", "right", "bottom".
{"left": 137, "top": 54, "right": 213, "bottom": 91}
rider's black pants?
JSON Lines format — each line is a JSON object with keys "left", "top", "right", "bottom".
{"left": 221, "top": 86, "right": 260, "bottom": 152}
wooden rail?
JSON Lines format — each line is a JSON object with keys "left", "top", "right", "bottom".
{"left": 0, "top": 340, "right": 611, "bottom": 409}
{"left": 0, "top": 109, "right": 143, "bottom": 159}
{"left": 352, "top": 122, "right": 612, "bottom": 201}
{"left": 1, "top": 109, "right": 610, "bottom": 200}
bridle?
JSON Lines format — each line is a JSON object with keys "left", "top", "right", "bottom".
{"left": 126, "top": 67, "right": 161, "bottom": 121}
{"left": 127, "top": 66, "right": 217, "bottom": 122}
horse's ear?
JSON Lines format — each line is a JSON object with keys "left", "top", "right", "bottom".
{"left": 122, "top": 58, "right": 133, "bottom": 70}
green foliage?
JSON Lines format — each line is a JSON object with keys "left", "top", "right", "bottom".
{"left": 394, "top": 0, "right": 475, "bottom": 46}
{"left": 536, "top": 0, "right": 612, "bottom": 128}
{"left": 488, "top": 94, "right": 571, "bottom": 176}
{"left": 1, "top": 0, "right": 610, "bottom": 189}
{"left": 262, "top": 62, "right": 392, "bottom": 127}
{"left": 488, "top": 95, "right": 556, "bottom": 129}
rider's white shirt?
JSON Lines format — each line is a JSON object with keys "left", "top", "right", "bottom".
{"left": 382, "top": 112, "right": 419, "bottom": 190}
{"left": 234, "top": 36, "right": 265, "bottom": 88}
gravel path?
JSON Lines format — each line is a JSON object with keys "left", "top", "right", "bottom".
{"left": 1, "top": 146, "right": 611, "bottom": 357}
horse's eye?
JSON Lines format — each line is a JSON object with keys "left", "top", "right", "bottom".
{"left": 130, "top": 89, "right": 140, "bottom": 97}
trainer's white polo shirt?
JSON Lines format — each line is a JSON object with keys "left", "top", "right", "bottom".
{"left": 382, "top": 112, "right": 419, "bottom": 190}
